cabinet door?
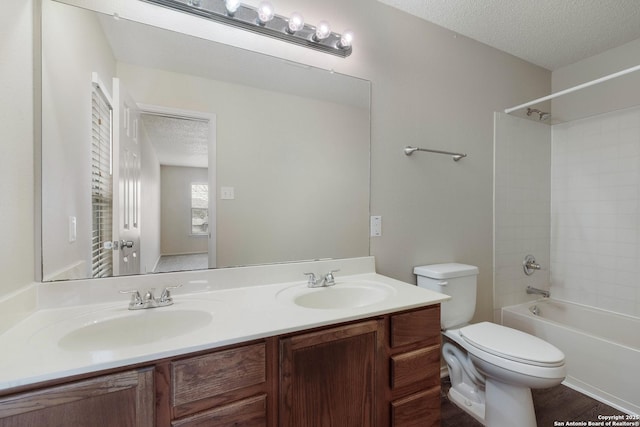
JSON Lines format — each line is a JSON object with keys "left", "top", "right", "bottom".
{"left": 0, "top": 368, "right": 154, "bottom": 427}
{"left": 279, "top": 320, "right": 380, "bottom": 427}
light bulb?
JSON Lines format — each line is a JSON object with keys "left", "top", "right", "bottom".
{"left": 338, "top": 30, "right": 354, "bottom": 49}
{"left": 225, "top": 0, "right": 241, "bottom": 15}
{"left": 257, "top": 1, "right": 274, "bottom": 24}
{"left": 314, "top": 20, "right": 331, "bottom": 41}
{"left": 287, "top": 12, "right": 304, "bottom": 33}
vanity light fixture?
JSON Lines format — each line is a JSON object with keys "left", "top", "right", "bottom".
{"left": 224, "top": 0, "right": 241, "bottom": 15}
{"left": 313, "top": 20, "right": 331, "bottom": 41}
{"left": 141, "top": 0, "right": 353, "bottom": 57}
{"left": 338, "top": 30, "right": 354, "bottom": 49}
{"left": 286, "top": 12, "right": 304, "bottom": 34}
{"left": 256, "top": 1, "right": 274, "bottom": 24}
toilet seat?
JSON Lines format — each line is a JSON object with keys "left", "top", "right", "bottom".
{"left": 459, "top": 322, "right": 565, "bottom": 367}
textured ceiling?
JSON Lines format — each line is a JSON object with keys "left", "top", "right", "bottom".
{"left": 140, "top": 114, "right": 209, "bottom": 168}
{"left": 377, "top": 0, "right": 640, "bottom": 70}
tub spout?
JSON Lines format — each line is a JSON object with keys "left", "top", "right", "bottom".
{"left": 526, "top": 286, "right": 549, "bottom": 298}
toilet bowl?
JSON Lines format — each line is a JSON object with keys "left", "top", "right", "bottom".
{"left": 444, "top": 322, "right": 566, "bottom": 426}
{"left": 414, "top": 263, "right": 566, "bottom": 427}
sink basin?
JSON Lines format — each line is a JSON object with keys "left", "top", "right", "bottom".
{"left": 277, "top": 281, "right": 396, "bottom": 310}
{"left": 57, "top": 309, "right": 213, "bottom": 352}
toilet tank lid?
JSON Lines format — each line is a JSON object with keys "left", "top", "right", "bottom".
{"left": 413, "top": 263, "right": 479, "bottom": 279}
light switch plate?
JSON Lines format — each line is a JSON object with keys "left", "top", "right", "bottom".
{"left": 370, "top": 215, "right": 382, "bottom": 237}
{"left": 220, "top": 186, "right": 235, "bottom": 200}
{"left": 68, "top": 216, "right": 77, "bottom": 242}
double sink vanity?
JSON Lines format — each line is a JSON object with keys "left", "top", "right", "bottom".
{"left": 0, "top": 257, "right": 448, "bottom": 426}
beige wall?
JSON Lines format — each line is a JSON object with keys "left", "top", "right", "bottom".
{"left": 160, "top": 165, "right": 209, "bottom": 256}
{"left": 139, "top": 124, "right": 162, "bottom": 274}
{"left": 361, "top": 4, "right": 550, "bottom": 323}
{"left": 40, "top": 0, "right": 117, "bottom": 280}
{"left": 2, "top": 0, "right": 551, "bottom": 324}
{"left": 0, "top": 0, "right": 36, "bottom": 294}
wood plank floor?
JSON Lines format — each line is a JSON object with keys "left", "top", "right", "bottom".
{"left": 441, "top": 377, "right": 626, "bottom": 426}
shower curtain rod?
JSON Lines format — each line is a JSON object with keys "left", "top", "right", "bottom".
{"left": 504, "top": 63, "right": 640, "bottom": 114}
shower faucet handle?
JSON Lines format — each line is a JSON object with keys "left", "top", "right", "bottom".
{"left": 523, "top": 254, "right": 541, "bottom": 275}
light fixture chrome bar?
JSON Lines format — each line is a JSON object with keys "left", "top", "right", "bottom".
{"left": 141, "top": 0, "right": 353, "bottom": 57}
{"left": 504, "top": 63, "right": 640, "bottom": 114}
{"left": 404, "top": 146, "right": 467, "bottom": 162}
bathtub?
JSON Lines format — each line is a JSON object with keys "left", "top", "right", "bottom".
{"left": 502, "top": 299, "right": 640, "bottom": 416}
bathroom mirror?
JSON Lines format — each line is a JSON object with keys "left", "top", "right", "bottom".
{"left": 41, "top": 0, "right": 370, "bottom": 281}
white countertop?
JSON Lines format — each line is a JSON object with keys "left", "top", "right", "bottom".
{"left": 0, "top": 269, "right": 448, "bottom": 392}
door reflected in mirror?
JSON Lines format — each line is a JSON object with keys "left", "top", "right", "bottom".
{"left": 41, "top": 0, "right": 370, "bottom": 281}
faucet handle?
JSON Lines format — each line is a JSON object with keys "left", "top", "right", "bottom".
{"left": 119, "top": 289, "right": 143, "bottom": 307}
{"left": 324, "top": 269, "right": 340, "bottom": 286}
{"left": 304, "top": 272, "right": 318, "bottom": 287}
{"left": 159, "top": 284, "right": 183, "bottom": 303}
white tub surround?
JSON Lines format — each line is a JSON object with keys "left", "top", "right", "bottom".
{"left": 503, "top": 299, "right": 640, "bottom": 416}
{"left": 0, "top": 257, "right": 448, "bottom": 391}
{"left": 493, "top": 113, "right": 551, "bottom": 321}
{"left": 551, "top": 106, "right": 640, "bottom": 317}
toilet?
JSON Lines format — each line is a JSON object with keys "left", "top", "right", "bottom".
{"left": 414, "top": 263, "right": 566, "bottom": 427}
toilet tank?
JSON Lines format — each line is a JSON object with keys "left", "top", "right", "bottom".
{"left": 414, "top": 263, "right": 479, "bottom": 329}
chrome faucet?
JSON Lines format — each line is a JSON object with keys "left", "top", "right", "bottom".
{"left": 304, "top": 270, "right": 340, "bottom": 288}
{"left": 120, "top": 284, "right": 182, "bottom": 310}
{"left": 526, "top": 286, "right": 549, "bottom": 298}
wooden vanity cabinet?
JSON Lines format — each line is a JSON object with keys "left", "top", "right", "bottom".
{"left": 278, "top": 305, "right": 441, "bottom": 427}
{"left": 0, "top": 368, "right": 154, "bottom": 427}
{"left": 279, "top": 320, "right": 382, "bottom": 427}
{"left": 385, "top": 305, "right": 442, "bottom": 427}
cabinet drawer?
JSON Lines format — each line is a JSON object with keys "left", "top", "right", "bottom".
{"left": 390, "top": 306, "right": 440, "bottom": 348}
{"left": 171, "top": 394, "right": 267, "bottom": 427}
{"left": 172, "top": 343, "right": 266, "bottom": 406}
{"left": 391, "top": 388, "right": 440, "bottom": 427}
{"left": 391, "top": 346, "right": 440, "bottom": 390}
